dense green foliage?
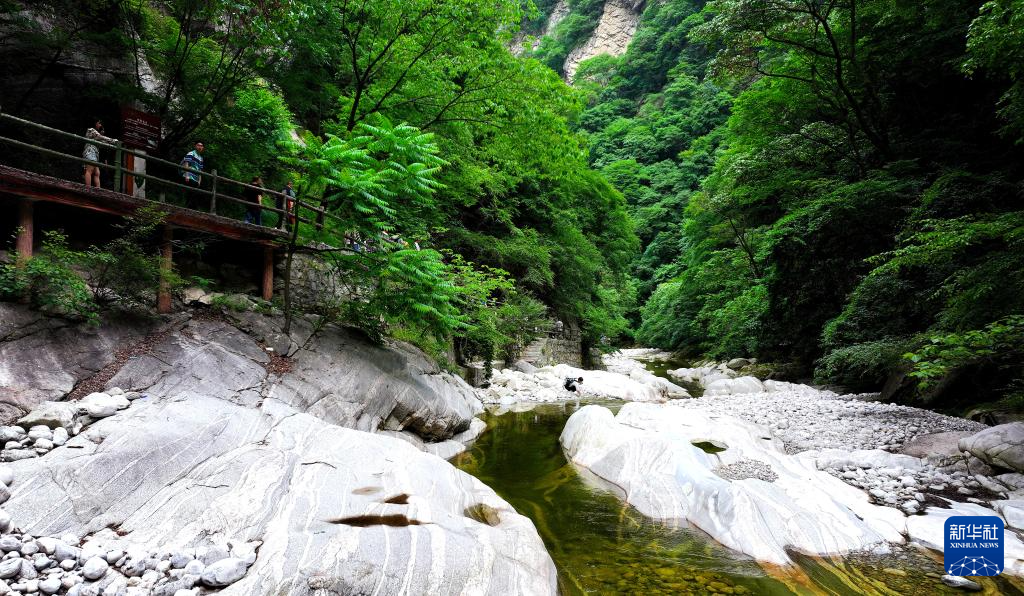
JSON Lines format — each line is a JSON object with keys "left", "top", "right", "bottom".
{"left": 2, "top": 0, "right": 639, "bottom": 366}
{"left": 537, "top": 0, "right": 1023, "bottom": 406}
{"left": 6, "top": 0, "right": 1023, "bottom": 403}
{"left": 0, "top": 231, "right": 99, "bottom": 322}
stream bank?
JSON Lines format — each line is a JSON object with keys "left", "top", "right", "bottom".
{"left": 456, "top": 401, "right": 1024, "bottom": 594}
{"left": 458, "top": 351, "right": 1024, "bottom": 594}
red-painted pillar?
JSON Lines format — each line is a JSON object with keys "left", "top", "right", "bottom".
{"left": 15, "top": 199, "right": 33, "bottom": 261}
{"left": 157, "top": 226, "right": 173, "bottom": 313}
{"left": 262, "top": 247, "right": 274, "bottom": 301}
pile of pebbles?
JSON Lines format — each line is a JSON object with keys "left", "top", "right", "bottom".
{"left": 0, "top": 390, "right": 141, "bottom": 463}
{"left": 714, "top": 459, "right": 778, "bottom": 482}
{"left": 0, "top": 524, "right": 258, "bottom": 596}
{"left": 823, "top": 462, "right": 1004, "bottom": 514}
{"left": 669, "top": 387, "right": 984, "bottom": 454}
{"left": 0, "top": 390, "right": 261, "bottom": 595}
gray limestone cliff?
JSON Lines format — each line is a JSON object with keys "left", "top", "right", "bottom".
{"left": 563, "top": 0, "right": 642, "bottom": 82}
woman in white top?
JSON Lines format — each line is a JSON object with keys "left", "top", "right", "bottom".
{"left": 83, "top": 119, "right": 117, "bottom": 188}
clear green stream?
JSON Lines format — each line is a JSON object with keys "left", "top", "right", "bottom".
{"left": 454, "top": 359, "right": 1024, "bottom": 595}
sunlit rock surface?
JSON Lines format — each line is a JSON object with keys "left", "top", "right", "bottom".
{"left": 564, "top": 0, "right": 641, "bottom": 81}
{"left": 481, "top": 363, "right": 673, "bottom": 404}
{"left": 560, "top": 402, "right": 906, "bottom": 565}
{"left": 601, "top": 351, "right": 690, "bottom": 398}
{"left": 960, "top": 422, "right": 1024, "bottom": 473}
{"left": 0, "top": 307, "right": 552, "bottom": 595}
{"left": 3, "top": 396, "right": 556, "bottom": 595}
{"left": 106, "top": 312, "right": 483, "bottom": 443}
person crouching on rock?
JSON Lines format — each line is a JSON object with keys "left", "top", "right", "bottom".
{"left": 564, "top": 376, "right": 583, "bottom": 393}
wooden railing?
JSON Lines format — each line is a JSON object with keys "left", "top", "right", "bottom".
{"left": 0, "top": 110, "right": 342, "bottom": 231}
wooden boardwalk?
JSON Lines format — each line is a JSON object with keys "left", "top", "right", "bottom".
{"left": 0, "top": 165, "right": 287, "bottom": 245}
{"left": 0, "top": 165, "right": 286, "bottom": 310}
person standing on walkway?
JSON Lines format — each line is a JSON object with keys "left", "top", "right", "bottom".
{"left": 180, "top": 141, "right": 205, "bottom": 209}
{"left": 244, "top": 176, "right": 265, "bottom": 226}
{"left": 83, "top": 119, "right": 117, "bottom": 188}
{"left": 278, "top": 179, "right": 296, "bottom": 230}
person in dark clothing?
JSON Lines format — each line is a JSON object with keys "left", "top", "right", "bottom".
{"left": 564, "top": 376, "right": 584, "bottom": 392}
{"left": 243, "top": 176, "right": 264, "bottom": 226}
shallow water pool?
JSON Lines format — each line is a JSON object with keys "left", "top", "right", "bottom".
{"left": 454, "top": 400, "right": 1024, "bottom": 595}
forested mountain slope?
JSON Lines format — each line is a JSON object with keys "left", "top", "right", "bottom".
{"left": 528, "top": 0, "right": 1024, "bottom": 413}
{"left": 0, "top": 0, "right": 638, "bottom": 366}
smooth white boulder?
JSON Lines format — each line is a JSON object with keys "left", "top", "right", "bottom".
{"left": 703, "top": 376, "right": 765, "bottom": 396}
{"left": 78, "top": 393, "right": 130, "bottom": 418}
{"left": 560, "top": 402, "right": 906, "bottom": 565}
{"left": 959, "top": 423, "right": 1024, "bottom": 473}
{"left": 602, "top": 352, "right": 690, "bottom": 398}
{"left": 667, "top": 365, "right": 735, "bottom": 385}
{"left": 809, "top": 449, "right": 926, "bottom": 472}
{"left": 17, "top": 401, "right": 78, "bottom": 430}
{"left": 995, "top": 500, "right": 1024, "bottom": 530}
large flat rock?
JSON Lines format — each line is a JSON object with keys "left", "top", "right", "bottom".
{"left": 3, "top": 396, "right": 555, "bottom": 595}
{"left": 960, "top": 423, "right": 1024, "bottom": 473}
{"left": 560, "top": 402, "right": 907, "bottom": 565}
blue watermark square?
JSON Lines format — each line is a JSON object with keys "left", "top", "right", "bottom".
{"left": 945, "top": 515, "right": 1004, "bottom": 576}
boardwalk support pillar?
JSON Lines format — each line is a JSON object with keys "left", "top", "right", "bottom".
{"left": 158, "top": 226, "right": 173, "bottom": 313}
{"left": 262, "top": 247, "right": 274, "bottom": 301}
{"left": 15, "top": 198, "right": 33, "bottom": 260}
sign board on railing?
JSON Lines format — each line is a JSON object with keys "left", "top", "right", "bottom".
{"left": 120, "top": 107, "right": 160, "bottom": 151}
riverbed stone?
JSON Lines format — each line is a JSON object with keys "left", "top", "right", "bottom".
{"left": 51, "top": 428, "right": 68, "bottom": 447}
{"left": 199, "top": 558, "right": 247, "bottom": 587}
{"left": 39, "top": 576, "right": 61, "bottom": 594}
{"left": 994, "top": 500, "right": 1024, "bottom": 530}
{"left": 17, "top": 403, "right": 78, "bottom": 432}
{"left": 0, "top": 558, "right": 19, "bottom": 578}
{"left": 959, "top": 423, "right": 1024, "bottom": 473}
{"left": 81, "top": 557, "right": 108, "bottom": 580}
{"left": 703, "top": 376, "right": 765, "bottom": 396}
{"left": 78, "top": 393, "right": 129, "bottom": 419}
{"left": 561, "top": 403, "right": 906, "bottom": 566}
{"left": 940, "top": 574, "right": 981, "bottom": 591}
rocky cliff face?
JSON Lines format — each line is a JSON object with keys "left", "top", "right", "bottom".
{"left": 544, "top": 0, "right": 571, "bottom": 36}
{"left": 563, "top": 0, "right": 642, "bottom": 81}
{"left": 0, "top": 304, "right": 482, "bottom": 445}
{"left": 0, "top": 304, "right": 557, "bottom": 594}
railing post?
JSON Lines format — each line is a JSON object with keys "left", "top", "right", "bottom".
{"left": 209, "top": 169, "right": 218, "bottom": 214}
{"left": 112, "top": 141, "right": 123, "bottom": 193}
{"left": 15, "top": 199, "right": 33, "bottom": 261}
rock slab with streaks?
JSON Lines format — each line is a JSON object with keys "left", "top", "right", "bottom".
{"left": 2, "top": 395, "right": 556, "bottom": 595}
{"left": 560, "top": 402, "right": 909, "bottom": 565}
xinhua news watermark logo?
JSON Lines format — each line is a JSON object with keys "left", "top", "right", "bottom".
{"left": 944, "top": 516, "right": 1004, "bottom": 576}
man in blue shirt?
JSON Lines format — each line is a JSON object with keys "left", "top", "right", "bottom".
{"left": 180, "top": 141, "right": 205, "bottom": 210}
